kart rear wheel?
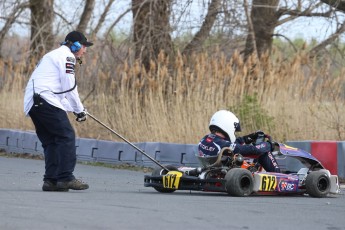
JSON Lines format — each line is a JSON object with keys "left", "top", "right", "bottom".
{"left": 225, "top": 168, "right": 253, "bottom": 197}
{"left": 152, "top": 165, "right": 178, "bottom": 193}
{"left": 305, "top": 171, "right": 331, "bottom": 198}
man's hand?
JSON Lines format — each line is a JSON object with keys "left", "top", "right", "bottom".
{"left": 243, "top": 130, "right": 264, "bottom": 144}
{"left": 74, "top": 111, "right": 87, "bottom": 122}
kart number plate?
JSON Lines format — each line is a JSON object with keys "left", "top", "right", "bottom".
{"left": 259, "top": 174, "right": 277, "bottom": 191}
{"left": 163, "top": 171, "right": 183, "bottom": 189}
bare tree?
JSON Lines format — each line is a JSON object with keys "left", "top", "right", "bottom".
{"left": 132, "top": 0, "right": 173, "bottom": 71}
{"left": 77, "top": 0, "right": 95, "bottom": 34}
{"left": 309, "top": 21, "right": 345, "bottom": 58}
{"left": 2, "top": 0, "right": 345, "bottom": 65}
{"left": 320, "top": 0, "right": 345, "bottom": 12}
{"left": 243, "top": 0, "right": 279, "bottom": 60}
{"left": 0, "top": 1, "right": 29, "bottom": 58}
{"left": 30, "top": 0, "right": 54, "bottom": 60}
{"left": 91, "top": 0, "right": 115, "bottom": 39}
{"left": 105, "top": 7, "right": 132, "bottom": 38}
{"left": 182, "top": 0, "right": 222, "bottom": 56}
{"left": 308, "top": 0, "right": 345, "bottom": 58}
{"left": 243, "top": 0, "right": 345, "bottom": 60}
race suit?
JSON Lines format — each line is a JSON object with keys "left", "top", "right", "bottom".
{"left": 198, "top": 133, "right": 280, "bottom": 172}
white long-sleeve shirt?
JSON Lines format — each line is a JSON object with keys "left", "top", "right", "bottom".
{"left": 24, "top": 45, "right": 84, "bottom": 115}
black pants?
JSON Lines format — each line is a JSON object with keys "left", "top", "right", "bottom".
{"left": 29, "top": 99, "right": 76, "bottom": 182}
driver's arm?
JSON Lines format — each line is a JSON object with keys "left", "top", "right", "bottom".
{"left": 233, "top": 142, "right": 272, "bottom": 156}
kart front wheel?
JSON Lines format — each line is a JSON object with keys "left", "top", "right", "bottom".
{"left": 305, "top": 171, "right": 331, "bottom": 198}
{"left": 225, "top": 168, "right": 253, "bottom": 197}
{"left": 152, "top": 165, "right": 178, "bottom": 193}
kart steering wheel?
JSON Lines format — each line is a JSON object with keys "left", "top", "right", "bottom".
{"left": 254, "top": 132, "right": 273, "bottom": 145}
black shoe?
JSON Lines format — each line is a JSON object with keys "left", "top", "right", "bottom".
{"left": 56, "top": 179, "right": 89, "bottom": 191}
{"left": 42, "top": 181, "right": 67, "bottom": 192}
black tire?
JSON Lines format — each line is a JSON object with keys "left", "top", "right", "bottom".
{"left": 152, "top": 165, "right": 178, "bottom": 193}
{"left": 225, "top": 168, "right": 253, "bottom": 197}
{"left": 305, "top": 171, "right": 331, "bottom": 198}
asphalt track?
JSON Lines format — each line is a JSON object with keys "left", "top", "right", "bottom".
{"left": 1, "top": 156, "right": 345, "bottom": 230}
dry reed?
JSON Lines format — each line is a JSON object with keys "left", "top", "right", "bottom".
{"left": 0, "top": 50, "right": 344, "bottom": 144}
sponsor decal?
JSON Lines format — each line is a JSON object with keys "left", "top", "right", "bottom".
{"left": 206, "top": 137, "right": 213, "bottom": 142}
{"left": 66, "top": 56, "right": 75, "bottom": 63}
{"left": 255, "top": 143, "right": 267, "bottom": 149}
{"left": 199, "top": 143, "right": 215, "bottom": 151}
{"left": 229, "top": 143, "right": 236, "bottom": 151}
{"left": 268, "top": 152, "right": 279, "bottom": 168}
{"left": 66, "top": 63, "right": 75, "bottom": 70}
{"left": 278, "top": 180, "right": 297, "bottom": 192}
{"left": 259, "top": 174, "right": 277, "bottom": 191}
{"left": 282, "top": 145, "right": 298, "bottom": 151}
{"left": 163, "top": 171, "right": 183, "bottom": 189}
{"left": 287, "top": 176, "right": 299, "bottom": 181}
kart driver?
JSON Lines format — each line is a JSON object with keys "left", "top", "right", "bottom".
{"left": 198, "top": 110, "right": 280, "bottom": 172}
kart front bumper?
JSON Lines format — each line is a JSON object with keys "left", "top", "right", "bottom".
{"left": 144, "top": 175, "right": 227, "bottom": 192}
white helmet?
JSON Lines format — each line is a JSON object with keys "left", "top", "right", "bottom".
{"left": 209, "top": 110, "right": 241, "bottom": 142}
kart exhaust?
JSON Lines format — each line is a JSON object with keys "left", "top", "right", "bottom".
{"left": 86, "top": 112, "right": 170, "bottom": 172}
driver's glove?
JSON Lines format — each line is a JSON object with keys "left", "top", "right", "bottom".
{"left": 243, "top": 130, "right": 264, "bottom": 144}
{"left": 74, "top": 111, "right": 87, "bottom": 122}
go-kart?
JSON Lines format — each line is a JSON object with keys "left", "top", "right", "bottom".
{"left": 144, "top": 135, "right": 340, "bottom": 198}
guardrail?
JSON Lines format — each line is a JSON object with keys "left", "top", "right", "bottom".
{"left": 0, "top": 129, "right": 200, "bottom": 168}
{"left": 284, "top": 141, "right": 345, "bottom": 179}
{"left": 0, "top": 129, "right": 344, "bottom": 179}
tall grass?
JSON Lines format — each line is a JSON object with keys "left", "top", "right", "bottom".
{"left": 0, "top": 49, "right": 344, "bottom": 144}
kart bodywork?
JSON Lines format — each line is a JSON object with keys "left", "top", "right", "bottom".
{"left": 144, "top": 143, "right": 340, "bottom": 197}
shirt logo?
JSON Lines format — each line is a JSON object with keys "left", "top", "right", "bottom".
{"left": 206, "top": 137, "right": 213, "bottom": 142}
{"left": 65, "top": 63, "right": 75, "bottom": 74}
{"left": 66, "top": 63, "right": 75, "bottom": 70}
{"left": 199, "top": 143, "right": 215, "bottom": 152}
{"left": 66, "top": 57, "right": 75, "bottom": 63}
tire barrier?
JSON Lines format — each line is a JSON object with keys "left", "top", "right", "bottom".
{"left": 311, "top": 142, "right": 338, "bottom": 175}
{"left": 286, "top": 141, "right": 344, "bottom": 180}
{"left": 0, "top": 129, "right": 343, "bottom": 179}
{"left": 0, "top": 129, "right": 200, "bottom": 168}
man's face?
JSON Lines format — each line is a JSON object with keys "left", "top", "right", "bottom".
{"left": 74, "top": 45, "right": 87, "bottom": 58}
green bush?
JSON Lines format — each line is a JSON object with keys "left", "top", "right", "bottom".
{"left": 230, "top": 94, "right": 275, "bottom": 134}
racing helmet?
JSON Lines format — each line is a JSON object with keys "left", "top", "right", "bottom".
{"left": 209, "top": 110, "right": 241, "bottom": 142}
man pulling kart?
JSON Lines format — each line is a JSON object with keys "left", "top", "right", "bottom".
{"left": 144, "top": 110, "right": 340, "bottom": 197}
